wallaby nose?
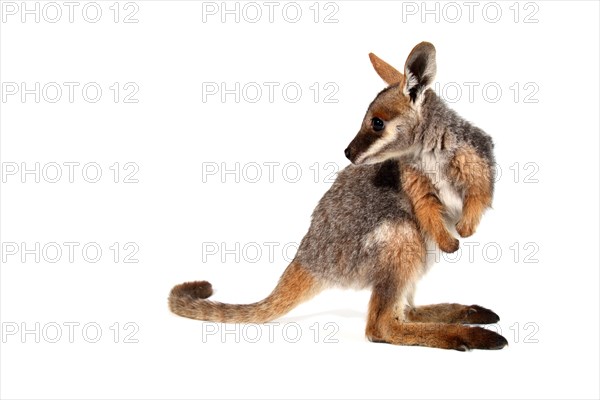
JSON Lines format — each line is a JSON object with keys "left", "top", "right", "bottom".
{"left": 344, "top": 147, "right": 352, "bottom": 160}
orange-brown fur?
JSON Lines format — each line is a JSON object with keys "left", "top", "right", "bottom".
{"left": 368, "top": 53, "right": 405, "bottom": 87}
{"left": 364, "top": 230, "right": 503, "bottom": 350}
{"left": 169, "top": 262, "right": 321, "bottom": 323}
{"left": 406, "top": 303, "right": 499, "bottom": 324}
{"left": 448, "top": 146, "right": 494, "bottom": 237}
{"left": 368, "top": 317, "right": 507, "bottom": 350}
{"left": 401, "top": 164, "right": 459, "bottom": 253}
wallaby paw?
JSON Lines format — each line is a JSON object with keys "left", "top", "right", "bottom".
{"left": 455, "top": 219, "right": 476, "bottom": 238}
{"left": 461, "top": 305, "right": 500, "bottom": 324}
{"left": 452, "top": 326, "right": 508, "bottom": 351}
{"left": 438, "top": 235, "right": 459, "bottom": 253}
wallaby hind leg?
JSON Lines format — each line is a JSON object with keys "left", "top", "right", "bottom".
{"left": 366, "top": 288, "right": 507, "bottom": 351}
{"left": 405, "top": 303, "right": 500, "bottom": 324}
{"left": 364, "top": 228, "right": 506, "bottom": 350}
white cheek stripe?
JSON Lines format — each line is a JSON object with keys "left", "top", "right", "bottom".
{"left": 355, "top": 121, "right": 399, "bottom": 164}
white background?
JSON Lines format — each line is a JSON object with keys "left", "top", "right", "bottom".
{"left": 1, "top": 1, "right": 599, "bottom": 399}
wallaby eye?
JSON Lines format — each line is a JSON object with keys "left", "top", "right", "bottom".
{"left": 371, "top": 117, "right": 385, "bottom": 132}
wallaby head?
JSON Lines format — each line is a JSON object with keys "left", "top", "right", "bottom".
{"left": 345, "top": 42, "right": 437, "bottom": 165}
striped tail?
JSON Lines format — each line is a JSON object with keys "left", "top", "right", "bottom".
{"left": 168, "top": 261, "right": 320, "bottom": 323}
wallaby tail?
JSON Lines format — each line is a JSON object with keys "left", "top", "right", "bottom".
{"left": 168, "top": 261, "right": 321, "bottom": 323}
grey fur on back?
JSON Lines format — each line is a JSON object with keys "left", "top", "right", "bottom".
{"left": 416, "top": 90, "right": 495, "bottom": 170}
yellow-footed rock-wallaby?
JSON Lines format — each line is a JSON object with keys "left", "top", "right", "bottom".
{"left": 169, "top": 42, "right": 507, "bottom": 351}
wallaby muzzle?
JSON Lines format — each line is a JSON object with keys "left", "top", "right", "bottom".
{"left": 345, "top": 130, "right": 380, "bottom": 164}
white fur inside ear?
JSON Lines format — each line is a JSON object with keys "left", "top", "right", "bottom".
{"left": 405, "top": 70, "right": 419, "bottom": 93}
{"left": 404, "top": 54, "right": 436, "bottom": 101}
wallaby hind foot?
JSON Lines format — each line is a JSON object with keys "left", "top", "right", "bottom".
{"left": 406, "top": 303, "right": 500, "bottom": 325}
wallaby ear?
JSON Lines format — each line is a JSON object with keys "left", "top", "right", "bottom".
{"left": 369, "top": 53, "right": 404, "bottom": 86}
{"left": 403, "top": 42, "right": 437, "bottom": 102}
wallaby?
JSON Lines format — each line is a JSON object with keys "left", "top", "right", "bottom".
{"left": 169, "top": 42, "right": 508, "bottom": 351}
